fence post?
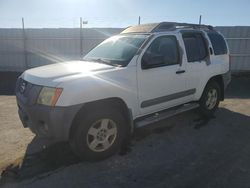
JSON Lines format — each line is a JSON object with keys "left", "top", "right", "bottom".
{"left": 80, "top": 17, "right": 83, "bottom": 58}
{"left": 22, "top": 18, "right": 28, "bottom": 70}
{"left": 199, "top": 15, "right": 202, "bottom": 25}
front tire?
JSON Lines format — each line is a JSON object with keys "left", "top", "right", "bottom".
{"left": 199, "top": 81, "right": 221, "bottom": 117}
{"left": 70, "top": 109, "right": 126, "bottom": 161}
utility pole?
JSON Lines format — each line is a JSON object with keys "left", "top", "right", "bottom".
{"left": 80, "top": 17, "right": 88, "bottom": 58}
{"left": 22, "top": 17, "right": 28, "bottom": 69}
{"left": 138, "top": 16, "right": 141, "bottom": 25}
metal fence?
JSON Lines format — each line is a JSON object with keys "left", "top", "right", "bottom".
{"left": 0, "top": 26, "right": 250, "bottom": 72}
{"left": 0, "top": 28, "right": 123, "bottom": 72}
{"left": 216, "top": 26, "right": 250, "bottom": 72}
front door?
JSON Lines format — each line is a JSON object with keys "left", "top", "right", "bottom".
{"left": 137, "top": 35, "right": 191, "bottom": 115}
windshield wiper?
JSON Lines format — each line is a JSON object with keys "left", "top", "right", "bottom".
{"left": 85, "top": 58, "right": 122, "bottom": 67}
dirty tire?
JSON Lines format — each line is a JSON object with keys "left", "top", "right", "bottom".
{"left": 69, "top": 109, "right": 126, "bottom": 161}
{"left": 199, "top": 81, "right": 221, "bottom": 117}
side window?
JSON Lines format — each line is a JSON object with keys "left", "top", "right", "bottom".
{"left": 142, "top": 36, "right": 179, "bottom": 69}
{"left": 208, "top": 32, "right": 228, "bottom": 55}
{"left": 182, "top": 33, "right": 208, "bottom": 62}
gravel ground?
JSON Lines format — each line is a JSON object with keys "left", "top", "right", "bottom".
{"left": 0, "top": 96, "right": 34, "bottom": 172}
{"left": 0, "top": 76, "right": 250, "bottom": 188}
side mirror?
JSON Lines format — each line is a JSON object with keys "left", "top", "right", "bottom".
{"left": 142, "top": 52, "right": 164, "bottom": 69}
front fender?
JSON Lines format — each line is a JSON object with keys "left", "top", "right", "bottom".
{"left": 56, "top": 67, "right": 140, "bottom": 118}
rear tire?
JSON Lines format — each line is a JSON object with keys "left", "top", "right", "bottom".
{"left": 199, "top": 81, "right": 221, "bottom": 117}
{"left": 69, "top": 108, "right": 126, "bottom": 161}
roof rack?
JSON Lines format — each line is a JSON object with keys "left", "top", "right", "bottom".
{"left": 121, "top": 22, "right": 214, "bottom": 34}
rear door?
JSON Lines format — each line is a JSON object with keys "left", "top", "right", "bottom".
{"left": 181, "top": 32, "right": 210, "bottom": 100}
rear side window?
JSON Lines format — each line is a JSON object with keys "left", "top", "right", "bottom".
{"left": 208, "top": 32, "right": 228, "bottom": 55}
{"left": 182, "top": 33, "right": 207, "bottom": 62}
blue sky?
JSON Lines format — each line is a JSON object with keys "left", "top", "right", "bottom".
{"left": 0, "top": 0, "right": 250, "bottom": 28}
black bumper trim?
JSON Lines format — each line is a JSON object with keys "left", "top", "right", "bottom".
{"left": 222, "top": 70, "right": 231, "bottom": 89}
{"left": 17, "top": 98, "right": 83, "bottom": 141}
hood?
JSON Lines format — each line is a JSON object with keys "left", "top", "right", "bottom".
{"left": 22, "top": 61, "right": 116, "bottom": 87}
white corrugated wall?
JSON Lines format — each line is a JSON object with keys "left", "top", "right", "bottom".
{"left": 0, "top": 28, "right": 123, "bottom": 71}
{"left": 0, "top": 27, "right": 249, "bottom": 72}
{"left": 216, "top": 26, "right": 250, "bottom": 72}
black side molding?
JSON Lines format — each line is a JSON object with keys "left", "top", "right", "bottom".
{"left": 176, "top": 70, "right": 185, "bottom": 74}
{"left": 141, "top": 88, "right": 196, "bottom": 108}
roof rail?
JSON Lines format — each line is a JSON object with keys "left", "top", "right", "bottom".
{"left": 121, "top": 22, "right": 214, "bottom": 34}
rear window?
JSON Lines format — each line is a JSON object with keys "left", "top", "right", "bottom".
{"left": 208, "top": 32, "right": 228, "bottom": 55}
{"left": 182, "top": 33, "right": 207, "bottom": 62}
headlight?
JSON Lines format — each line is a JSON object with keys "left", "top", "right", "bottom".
{"left": 37, "top": 87, "right": 63, "bottom": 106}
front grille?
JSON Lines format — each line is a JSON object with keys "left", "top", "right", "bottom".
{"left": 16, "top": 78, "right": 32, "bottom": 96}
{"left": 19, "top": 78, "right": 27, "bottom": 94}
{"left": 15, "top": 77, "right": 22, "bottom": 94}
{"left": 16, "top": 78, "right": 42, "bottom": 105}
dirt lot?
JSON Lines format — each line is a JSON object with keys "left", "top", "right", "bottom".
{"left": 0, "top": 76, "right": 250, "bottom": 188}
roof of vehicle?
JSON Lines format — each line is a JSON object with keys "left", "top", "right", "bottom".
{"left": 121, "top": 22, "right": 214, "bottom": 34}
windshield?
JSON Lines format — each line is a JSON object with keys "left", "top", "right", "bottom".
{"left": 83, "top": 34, "right": 149, "bottom": 67}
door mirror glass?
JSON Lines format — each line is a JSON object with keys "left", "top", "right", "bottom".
{"left": 141, "top": 36, "right": 180, "bottom": 69}
{"left": 142, "top": 52, "right": 165, "bottom": 69}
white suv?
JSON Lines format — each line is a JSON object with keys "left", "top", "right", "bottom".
{"left": 16, "top": 22, "right": 231, "bottom": 160}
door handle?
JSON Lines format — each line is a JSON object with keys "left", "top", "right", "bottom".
{"left": 176, "top": 70, "right": 185, "bottom": 74}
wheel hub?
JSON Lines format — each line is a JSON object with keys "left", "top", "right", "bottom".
{"left": 96, "top": 129, "right": 107, "bottom": 141}
{"left": 206, "top": 88, "right": 218, "bottom": 110}
{"left": 86, "top": 118, "right": 117, "bottom": 152}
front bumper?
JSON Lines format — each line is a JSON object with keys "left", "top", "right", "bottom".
{"left": 16, "top": 78, "right": 82, "bottom": 141}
